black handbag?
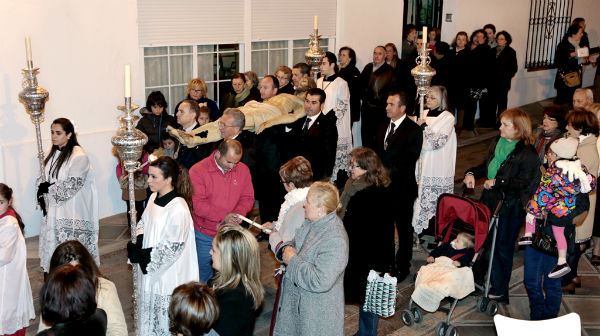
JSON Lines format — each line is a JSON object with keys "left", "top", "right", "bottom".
{"left": 531, "top": 217, "right": 558, "bottom": 257}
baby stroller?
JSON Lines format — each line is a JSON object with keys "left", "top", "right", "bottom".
{"left": 401, "top": 192, "right": 501, "bottom": 336}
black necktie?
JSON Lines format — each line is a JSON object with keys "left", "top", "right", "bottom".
{"left": 302, "top": 117, "right": 311, "bottom": 134}
{"left": 384, "top": 123, "right": 395, "bottom": 150}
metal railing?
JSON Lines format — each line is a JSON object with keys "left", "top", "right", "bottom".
{"left": 525, "top": 0, "right": 573, "bottom": 69}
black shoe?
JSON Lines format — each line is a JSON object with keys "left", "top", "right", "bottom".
{"left": 256, "top": 232, "right": 268, "bottom": 242}
{"left": 488, "top": 294, "right": 510, "bottom": 305}
{"left": 549, "top": 263, "right": 571, "bottom": 278}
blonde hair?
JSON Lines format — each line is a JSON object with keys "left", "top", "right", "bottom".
{"left": 186, "top": 78, "right": 208, "bottom": 96}
{"left": 212, "top": 225, "right": 264, "bottom": 309}
{"left": 307, "top": 181, "right": 341, "bottom": 214}
{"left": 457, "top": 232, "right": 474, "bottom": 249}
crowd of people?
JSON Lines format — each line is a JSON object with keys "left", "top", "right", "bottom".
{"left": 2, "top": 18, "right": 600, "bottom": 336}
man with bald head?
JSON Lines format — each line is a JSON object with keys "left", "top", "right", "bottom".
{"left": 360, "top": 45, "right": 397, "bottom": 149}
{"left": 189, "top": 139, "right": 254, "bottom": 282}
{"left": 573, "top": 88, "right": 594, "bottom": 110}
{"left": 260, "top": 75, "right": 279, "bottom": 101}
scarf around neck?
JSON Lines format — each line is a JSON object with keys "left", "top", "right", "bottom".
{"left": 340, "top": 175, "right": 372, "bottom": 219}
{"left": 487, "top": 137, "right": 518, "bottom": 179}
{"left": 274, "top": 187, "right": 310, "bottom": 231}
{"left": 234, "top": 86, "right": 250, "bottom": 104}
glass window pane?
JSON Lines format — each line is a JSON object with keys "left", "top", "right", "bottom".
{"left": 269, "top": 49, "right": 288, "bottom": 74}
{"left": 206, "top": 82, "right": 216, "bottom": 101}
{"left": 170, "top": 46, "right": 192, "bottom": 54}
{"left": 170, "top": 55, "right": 193, "bottom": 85}
{"left": 251, "top": 50, "right": 268, "bottom": 78}
{"left": 144, "top": 56, "right": 168, "bottom": 87}
{"left": 144, "top": 47, "right": 168, "bottom": 56}
{"left": 252, "top": 41, "right": 268, "bottom": 50}
{"left": 171, "top": 85, "right": 188, "bottom": 107}
{"left": 269, "top": 40, "right": 288, "bottom": 49}
{"left": 219, "top": 81, "right": 233, "bottom": 102}
{"left": 293, "top": 48, "right": 309, "bottom": 65}
{"left": 198, "top": 54, "right": 216, "bottom": 82}
{"left": 197, "top": 45, "right": 216, "bottom": 53}
{"left": 293, "top": 39, "right": 310, "bottom": 48}
{"left": 219, "top": 52, "right": 240, "bottom": 80}
{"left": 218, "top": 44, "right": 239, "bottom": 51}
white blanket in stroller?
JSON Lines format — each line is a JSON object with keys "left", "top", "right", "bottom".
{"left": 411, "top": 257, "right": 475, "bottom": 312}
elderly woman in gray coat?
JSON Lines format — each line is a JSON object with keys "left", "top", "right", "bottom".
{"left": 273, "top": 182, "right": 349, "bottom": 336}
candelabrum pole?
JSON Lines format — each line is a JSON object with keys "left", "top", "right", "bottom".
{"left": 305, "top": 28, "right": 326, "bottom": 83}
{"left": 19, "top": 67, "right": 50, "bottom": 183}
{"left": 111, "top": 96, "right": 147, "bottom": 332}
{"left": 410, "top": 48, "right": 436, "bottom": 120}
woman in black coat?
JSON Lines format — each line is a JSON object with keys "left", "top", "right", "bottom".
{"left": 136, "top": 91, "right": 179, "bottom": 152}
{"left": 464, "top": 29, "right": 495, "bottom": 130}
{"left": 491, "top": 31, "right": 518, "bottom": 126}
{"left": 338, "top": 46, "right": 362, "bottom": 125}
{"left": 464, "top": 108, "right": 540, "bottom": 304}
{"left": 449, "top": 31, "right": 470, "bottom": 130}
{"left": 554, "top": 24, "right": 585, "bottom": 106}
{"left": 341, "top": 147, "right": 395, "bottom": 336}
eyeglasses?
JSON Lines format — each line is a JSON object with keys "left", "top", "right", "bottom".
{"left": 218, "top": 122, "right": 235, "bottom": 128}
{"left": 426, "top": 96, "right": 438, "bottom": 100}
{"left": 191, "top": 88, "right": 206, "bottom": 93}
{"left": 348, "top": 162, "right": 361, "bottom": 169}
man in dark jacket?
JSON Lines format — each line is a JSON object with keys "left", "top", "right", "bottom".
{"left": 174, "top": 100, "right": 204, "bottom": 170}
{"left": 376, "top": 92, "right": 423, "bottom": 281}
{"left": 360, "top": 46, "right": 397, "bottom": 149}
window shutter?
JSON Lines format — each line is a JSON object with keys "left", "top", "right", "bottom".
{"left": 138, "top": 0, "right": 245, "bottom": 45}
{"left": 251, "top": 0, "right": 337, "bottom": 41}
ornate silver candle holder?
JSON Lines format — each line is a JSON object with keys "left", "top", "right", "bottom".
{"left": 411, "top": 48, "right": 436, "bottom": 120}
{"left": 110, "top": 96, "right": 147, "bottom": 328}
{"left": 18, "top": 65, "right": 49, "bottom": 183}
{"left": 305, "top": 28, "right": 326, "bottom": 83}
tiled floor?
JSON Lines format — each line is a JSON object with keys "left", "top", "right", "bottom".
{"left": 24, "top": 96, "right": 600, "bottom": 335}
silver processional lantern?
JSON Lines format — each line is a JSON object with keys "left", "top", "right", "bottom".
{"left": 305, "top": 15, "right": 326, "bottom": 83}
{"left": 411, "top": 28, "right": 436, "bottom": 120}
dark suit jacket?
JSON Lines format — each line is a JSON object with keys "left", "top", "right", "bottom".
{"left": 176, "top": 123, "right": 205, "bottom": 170}
{"left": 376, "top": 116, "right": 423, "bottom": 199}
{"left": 285, "top": 112, "right": 338, "bottom": 181}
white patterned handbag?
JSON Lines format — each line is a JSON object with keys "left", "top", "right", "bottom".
{"left": 363, "top": 270, "right": 398, "bottom": 317}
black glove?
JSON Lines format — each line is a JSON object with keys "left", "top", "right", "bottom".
{"left": 127, "top": 234, "right": 144, "bottom": 263}
{"left": 139, "top": 248, "right": 152, "bottom": 274}
{"left": 37, "top": 181, "right": 52, "bottom": 197}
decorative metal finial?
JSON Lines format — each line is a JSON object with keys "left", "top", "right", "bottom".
{"left": 411, "top": 46, "right": 436, "bottom": 120}
{"left": 305, "top": 27, "right": 326, "bottom": 83}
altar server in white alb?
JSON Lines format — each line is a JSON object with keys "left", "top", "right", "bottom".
{"left": 127, "top": 156, "right": 199, "bottom": 336}
{"left": 0, "top": 183, "right": 35, "bottom": 336}
{"left": 37, "top": 118, "right": 99, "bottom": 273}
{"left": 318, "top": 51, "right": 353, "bottom": 184}
{"left": 412, "top": 86, "right": 457, "bottom": 234}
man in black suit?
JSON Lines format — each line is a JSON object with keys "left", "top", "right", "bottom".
{"left": 285, "top": 88, "right": 338, "bottom": 181}
{"left": 376, "top": 92, "right": 423, "bottom": 281}
{"left": 360, "top": 46, "right": 397, "bottom": 149}
{"left": 174, "top": 100, "right": 205, "bottom": 170}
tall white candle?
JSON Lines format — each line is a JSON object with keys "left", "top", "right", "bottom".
{"left": 422, "top": 26, "right": 427, "bottom": 53}
{"left": 314, "top": 15, "right": 318, "bottom": 30}
{"left": 25, "top": 36, "right": 32, "bottom": 64}
{"left": 124, "top": 64, "right": 131, "bottom": 98}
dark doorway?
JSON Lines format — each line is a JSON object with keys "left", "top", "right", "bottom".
{"left": 403, "top": 0, "right": 443, "bottom": 30}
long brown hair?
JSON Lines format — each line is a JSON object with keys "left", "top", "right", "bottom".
{"left": 499, "top": 108, "right": 535, "bottom": 145}
{"left": 150, "top": 156, "right": 194, "bottom": 212}
{"left": 44, "top": 118, "right": 79, "bottom": 179}
{"left": 49, "top": 240, "right": 102, "bottom": 291}
{"left": 349, "top": 147, "right": 391, "bottom": 187}
{"left": 0, "top": 183, "right": 25, "bottom": 234}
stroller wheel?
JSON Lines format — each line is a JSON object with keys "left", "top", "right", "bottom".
{"left": 435, "top": 322, "right": 448, "bottom": 336}
{"left": 401, "top": 310, "right": 414, "bottom": 326}
{"left": 445, "top": 325, "right": 458, "bottom": 336}
{"left": 476, "top": 297, "right": 488, "bottom": 312}
{"left": 486, "top": 300, "right": 498, "bottom": 316}
{"left": 411, "top": 307, "right": 423, "bottom": 323}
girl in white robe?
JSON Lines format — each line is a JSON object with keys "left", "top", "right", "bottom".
{"left": 0, "top": 183, "right": 35, "bottom": 335}
{"left": 38, "top": 118, "right": 99, "bottom": 273}
{"left": 413, "top": 86, "right": 457, "bottom": 234}
{"left": 127, "top": 156, "right": 199, "bottom": 336}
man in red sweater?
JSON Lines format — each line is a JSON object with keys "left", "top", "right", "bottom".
{"left": 189, "top": 139, "right": 254, "bottom": 282}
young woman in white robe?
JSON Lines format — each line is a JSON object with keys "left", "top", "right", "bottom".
{"left": 127, "top": 156, "right": 199, "bottom": 336}
{"left": 317, "top": 52, "right": 352, "bottom": 183}
{"left": 37, "top": 118, "right": 99, "bottom": 273}
{"left": 413, "top": 86, "right": 457, "bottom": 234}
{"left": 0, "top": 183, "right": 35, "bottom": 336}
